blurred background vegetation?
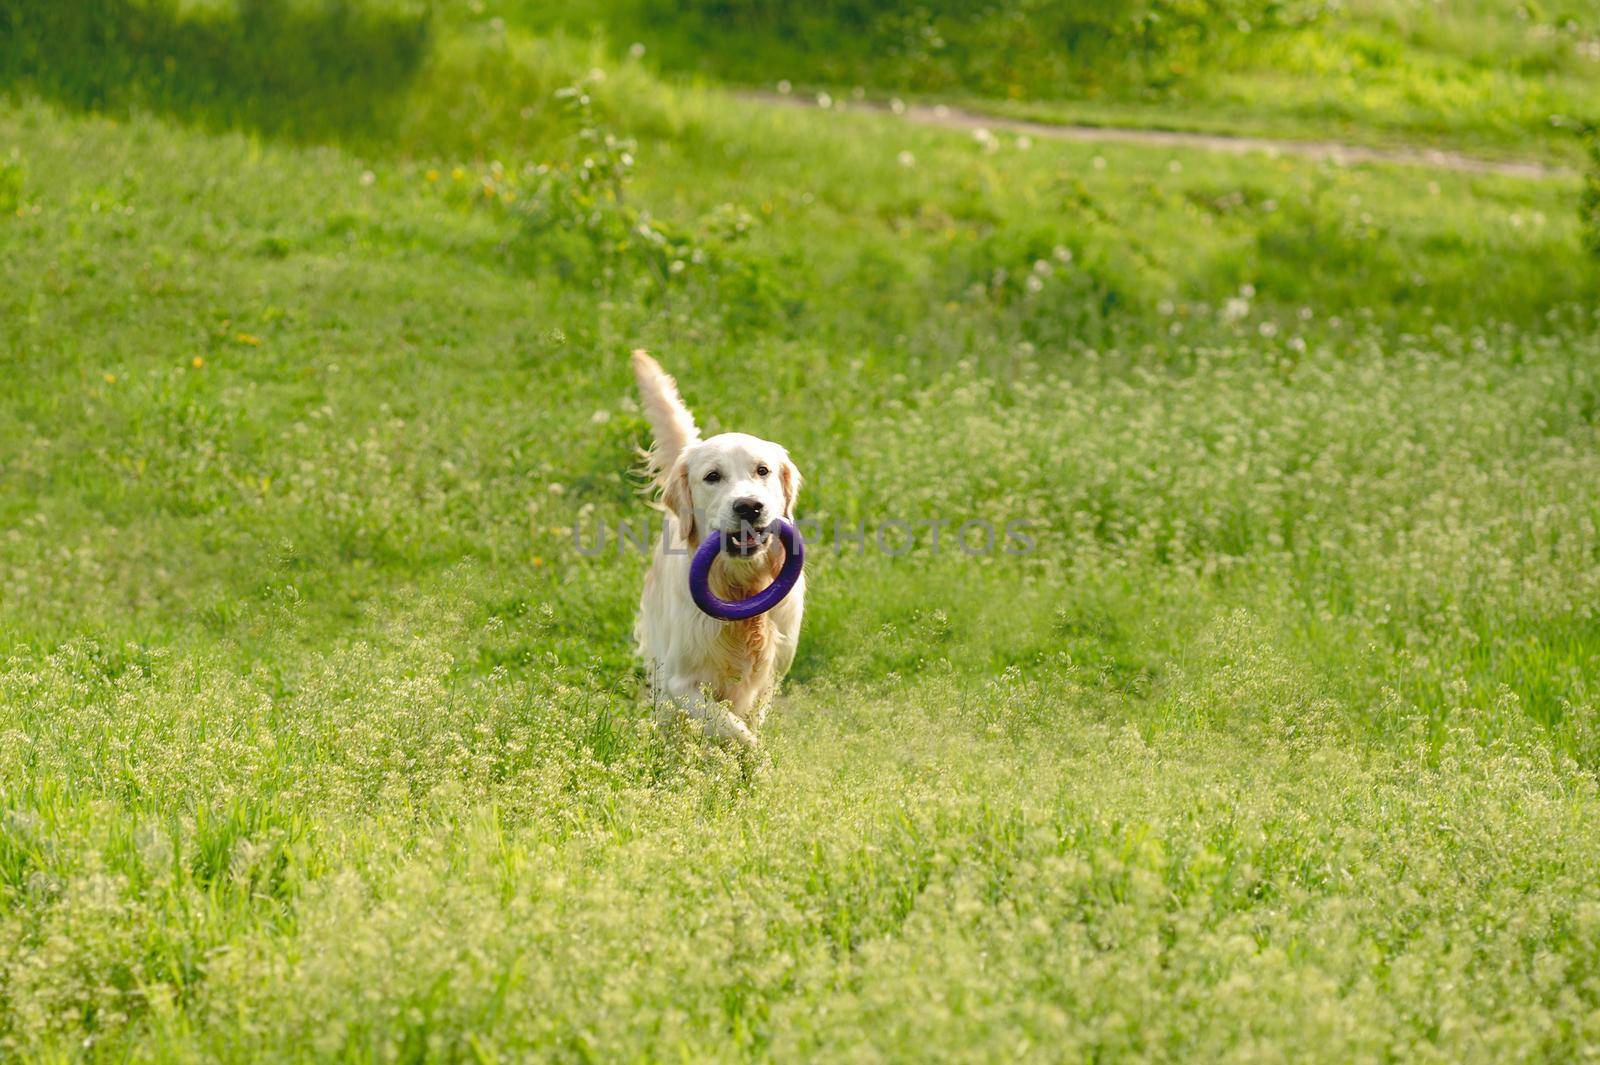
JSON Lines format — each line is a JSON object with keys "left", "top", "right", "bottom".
{"left": 6, "top": 0, "right": 1600, "bottom": 157}
{"left": 524, "top": 0, "right": 1600, "bottom": 161}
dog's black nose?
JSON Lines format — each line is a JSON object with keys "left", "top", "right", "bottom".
{"left": 733, "top": 498, "right": 765, "bottom": 522}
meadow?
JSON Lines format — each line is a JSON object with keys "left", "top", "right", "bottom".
{"left": 519, "top": 0, "right": 1600, "bottom": 164}
{"left": 1, "top": 0, "right": 1600, "bottom": 1059}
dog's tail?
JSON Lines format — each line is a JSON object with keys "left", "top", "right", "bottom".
{"left": 631, "top": 349, "right": 699, "bottom": 490}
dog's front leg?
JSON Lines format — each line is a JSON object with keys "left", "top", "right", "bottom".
{"left": 661, "top": 675, "right": 758, "bottom": 748}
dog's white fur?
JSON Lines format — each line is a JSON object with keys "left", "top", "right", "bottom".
{"left": 631, "top": 350, "right": 805, "bottom": 748}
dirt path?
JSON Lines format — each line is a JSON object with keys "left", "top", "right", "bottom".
{"left": 747, "top": 91, "right": 1572, "bottom": 180}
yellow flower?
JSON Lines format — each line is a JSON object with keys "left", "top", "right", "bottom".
{"left": 425, "top": 169, "right": 440, "bottom": 182}
{"left": 235, "top": 332, "right": 261, "bottom": 346}
{"left": 451, "top": 167, "right": 465, "bottom": 181}
{"left": 192, "top": 356, "right": 205, "bottom": 368}
{"left": 103, "top": 372, "right": 117, "bottom": 384}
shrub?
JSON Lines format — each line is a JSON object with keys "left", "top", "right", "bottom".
{"left": 466, "top": 80, "right": 791, "bottom": 329}
{"left": 0, "top": 0, "right": 431, "bottom": 139}
{"left": 637, "top": 0, "right": 1322, "bottom": 96}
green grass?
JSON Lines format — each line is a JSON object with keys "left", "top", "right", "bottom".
{"left": 2, "top": 2, "right": 1600, "bottom": 1059}
{"left": 508, "top": 0, "right": 1600, "bottom": 164}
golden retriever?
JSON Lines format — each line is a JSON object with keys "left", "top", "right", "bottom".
{"left": 631, "top": 350, "right": 805, "bottom": 748}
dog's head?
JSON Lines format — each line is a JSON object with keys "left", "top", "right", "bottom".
{"left": 663, "top": 432, "right": 799, "bottom": 557}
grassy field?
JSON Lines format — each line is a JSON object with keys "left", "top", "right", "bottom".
{"left": 2, "top": 1, "right": 1600, "bottom": 1059}
{"left": 514, "top": 0, "right": 1600, "bottom": 164}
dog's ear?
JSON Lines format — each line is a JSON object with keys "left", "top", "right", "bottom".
{"left": 663, "top": 457, "right": 698, "bottom": 545}
{"left": 779, "top": 455, "right": 801, "bottom": 518}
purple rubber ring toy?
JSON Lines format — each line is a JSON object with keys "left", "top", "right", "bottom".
{"left": 689, "top": 517, "right": 805, "bottom": 621}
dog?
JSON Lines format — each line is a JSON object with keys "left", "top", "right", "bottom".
{"left": 631, "top": 350, "right": 805, "bottom": 748}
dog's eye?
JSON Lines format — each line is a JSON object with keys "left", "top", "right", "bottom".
{"left": 756, "top": 464, "right": 770, "bottom": 477}
{"left": 703, "top": 470, "right": 721, "bottom": 483}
